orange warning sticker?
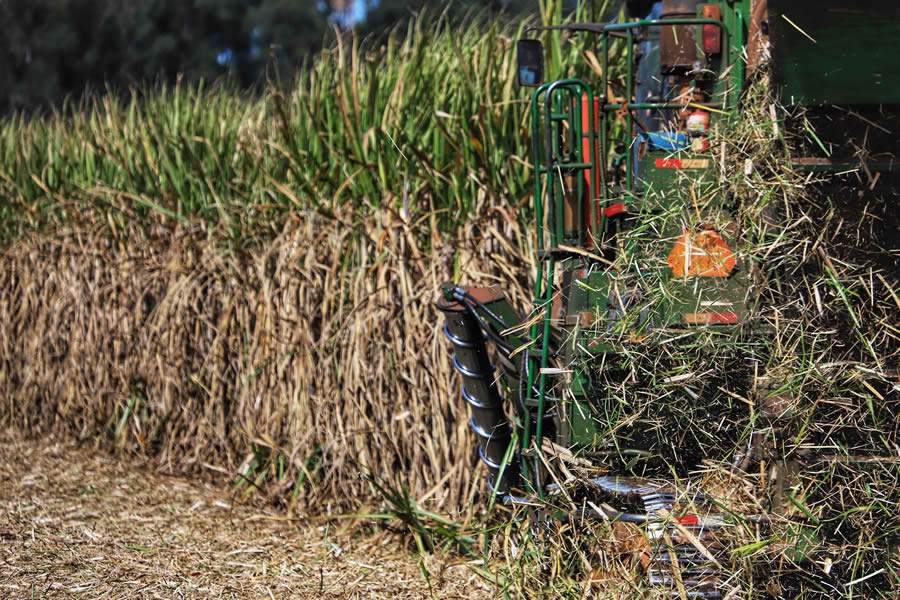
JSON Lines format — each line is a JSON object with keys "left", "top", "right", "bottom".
{"left": 683, "top": 312, "right": 740, "bottom": 325}
{"left": 668, "top": 229, "right": 737, "bottom": 278}
{"left": 655, "top": 158, "right": 710, "bottom": 170}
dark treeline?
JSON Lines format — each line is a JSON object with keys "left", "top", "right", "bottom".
{"left": 0, "top": 0, "right": 539, "bottom": 115}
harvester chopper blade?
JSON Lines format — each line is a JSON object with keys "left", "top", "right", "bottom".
{"left": 544, "top": 476, "right": 732, "bottom": 598}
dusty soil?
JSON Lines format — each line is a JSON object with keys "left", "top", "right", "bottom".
{"left": 0, "top": 431, "right": 492, "bottom": 599}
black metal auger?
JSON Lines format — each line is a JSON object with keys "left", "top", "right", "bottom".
{"left": 437, "top": 293, "right": 518, "bottom": 495}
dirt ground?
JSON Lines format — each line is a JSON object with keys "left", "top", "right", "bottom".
{"left": 0, "top": 431, "right": 492, "bottom": 599}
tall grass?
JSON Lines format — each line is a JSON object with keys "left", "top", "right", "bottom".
{"left": 0, "top": 4, "right": 609, "bottom": 511}
{"left": 0, "top": 200, "right": 532, "bottom": 514}
{"left": 0, "top": 21, "right": 508, "bottom": 239}
{"left": 0, "top": 3, "right": 613, "bottom": 243}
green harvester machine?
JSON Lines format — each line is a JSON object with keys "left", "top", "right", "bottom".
{"left": 438, "top": 1, "right": 898, "bottom": 596}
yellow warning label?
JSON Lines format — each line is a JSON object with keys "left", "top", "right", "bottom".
{"left": 680, "top": 159, "right": 711, "bottom": 169}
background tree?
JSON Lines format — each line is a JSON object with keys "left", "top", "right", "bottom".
{"left": 358, "top": 0, "right": 537, "bottom": 37}
{"left": 0, "top": 0, "right": 554, "bottom": 115}
{"left": 248, "top": 0, "right": 333, "bottom": 80}
{"left": 1, "top": 0, "right": 125, "bottom": 111}
{"left": 0, "top": 0, "right": 336, "bottom": 113}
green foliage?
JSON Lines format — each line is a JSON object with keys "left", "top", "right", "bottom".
{"left": 0, "top": 10, "right": 547, "bottom": 241}
{"left": 0, "top": 2, "right": 626, "bottom": 241}
{"left": 359, "top": 0, "right": 538, "bottom": 35}
{"left": 0, "top": 0, "right": 557, "bottom": 115}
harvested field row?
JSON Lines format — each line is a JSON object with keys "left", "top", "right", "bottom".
{"left": 0, "top": 429, "right": 488, "bottom": 598}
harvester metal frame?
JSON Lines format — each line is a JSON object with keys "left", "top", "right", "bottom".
{"left": 521, "top": 13, "right": 742, "bottom": 498}
{"left": 438, "top": 1, "right": 897, "bottom": 596}
{"left": 440, "top": 5, "right": 756, "bottom": 597}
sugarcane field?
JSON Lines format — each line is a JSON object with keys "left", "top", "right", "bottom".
{"left": 0, "top": 1, "right": 897, "bottom": 598}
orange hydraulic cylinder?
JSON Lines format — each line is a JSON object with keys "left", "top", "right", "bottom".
{"left": 580, "top": 93, "right": 602, "bottom": 238}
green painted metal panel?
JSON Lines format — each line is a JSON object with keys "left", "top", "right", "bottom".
{"left": 769, "top": 1, "right": 900, "bottom": 105}
{"left": 635, "top": 149, "right": 752, "bottom": 328}
{"left": 520, "top": 4, "right": 758, "bottom": 466}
